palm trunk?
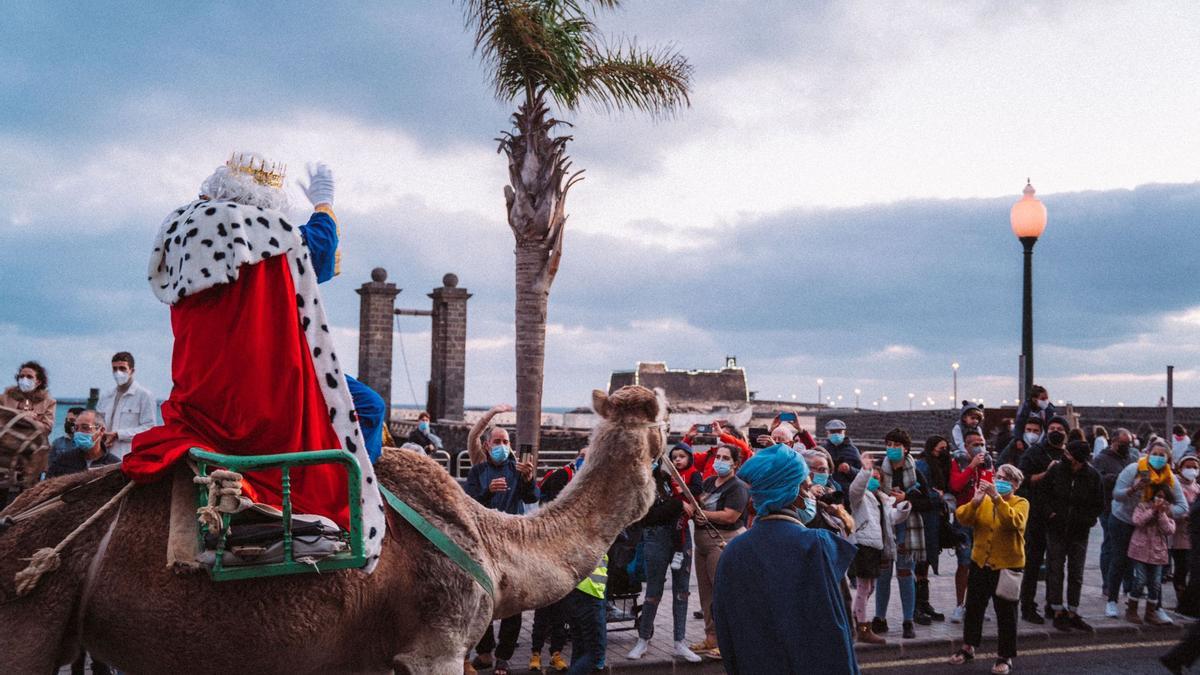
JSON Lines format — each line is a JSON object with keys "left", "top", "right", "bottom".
{"left": 514, "top": 241, "right": 549, "bottom": 464}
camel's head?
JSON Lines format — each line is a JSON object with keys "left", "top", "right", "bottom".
{"left": 591, "top": 385, "right": 668, "bottom": 466}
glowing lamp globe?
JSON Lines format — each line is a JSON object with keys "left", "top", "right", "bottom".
{"left": 1010, "top": 179, "right": 1047, "bottom": 239}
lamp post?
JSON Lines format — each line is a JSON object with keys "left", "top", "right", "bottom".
{"left": 908, "top": 392, "right": 915, "bottom": 410}
{"left": 952, "top": 362, "right": 959, "bottom": 408}
{"left": 854, "top": 388, "right": 861, "bottom": 410}
{"left": 1011, "top": 179, "right": 1047, "bottom": 403}
{"left": 817, "top": 378, "right": 824, "bottom": 404}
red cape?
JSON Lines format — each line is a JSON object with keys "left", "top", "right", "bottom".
{"left": 124, "top": 257, "right": 350, "bottom": 528}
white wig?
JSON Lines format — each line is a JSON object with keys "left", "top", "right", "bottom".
{"left": 198, "top": 153, "right": 291, "bottom": 212}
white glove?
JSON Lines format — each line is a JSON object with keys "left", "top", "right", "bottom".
{"left": 298, "top": 162, "right": 335, "bottom": 208}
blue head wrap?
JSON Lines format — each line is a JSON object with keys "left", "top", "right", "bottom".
{"left": 737, "top": 443, "right": 809, "bottom": 515}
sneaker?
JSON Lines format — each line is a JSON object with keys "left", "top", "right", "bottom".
{"left": 1068, "top": 613, "right": 1094, "bottom": 632}
{"left": 626, "top": 639, "right": 650, "bottom": 660}
{"left": 671, "top": 552, "right": 685, "bottom": 570}
{"left": 674, "top": 641, "right": 702, "bottom": 663}
{"left": 1105, "top": 601, "right": 1119, "bottom": 618}
{"left": 1052, "top": 610, "right": 1071, "bottom": 631}
{"left": 950, "top": 605, "right": 966, "bottom": 623}
{"left": 549, "top": 652, "right": 568, "bottom": 671}
{"left": 871, "top": 617, "right": 889, "bottom": 634}
{"left": 902, "top": 620, "right": 916, "bottom": 639}
{"left": 1021, "top": 605, "right": 1045, "bottom": 625}
{"left": 529, "top": 652, "right": 542, "bottom": 671}
{"left": 496, "top": 659, "right": 511, "bottom": 674}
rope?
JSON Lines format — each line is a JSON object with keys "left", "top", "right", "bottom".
{"left": 14, "top": 480, "right": 135, "bottom": 597}
{"left": 192, "top": 469, "right": 252, "bottom": 532}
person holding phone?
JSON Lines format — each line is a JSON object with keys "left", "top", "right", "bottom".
{"left": 1015, "top": 415, "right": 1069, "bottom": 624}
{"left": 822, "top": 420, "right": 862, "bottom": 493}
{"left": 948, "top": 429, "right": 994, "bottom": 622}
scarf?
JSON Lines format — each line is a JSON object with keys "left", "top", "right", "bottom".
{"left": 1137, "top": 455, "right": 1175, "bottom": 501}
{"left": 882, "top": 454, "right": 927, "bottom": 563}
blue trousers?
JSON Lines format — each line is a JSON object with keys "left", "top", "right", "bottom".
{"left": 638, "top": 525, "right": 692, "bottom": 642}
{"left": 876, "top": 551, "right": 916, "bottom": 621}
{"left": 563, "top": 590, "right": 605, "bottom": 674}
{"left": 1105, "top": 516, "right": 1138, "bottom": 602}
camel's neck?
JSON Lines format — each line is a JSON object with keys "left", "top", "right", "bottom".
{"left": 477, "top": 422, "right": 655, "bottom": 616}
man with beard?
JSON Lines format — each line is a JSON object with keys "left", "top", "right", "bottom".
{"left": 1095, "top": 428, "right": 1138, "bottom": 608}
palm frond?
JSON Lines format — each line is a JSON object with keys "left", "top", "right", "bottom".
{"left": 576, "top": 39, "right": 693, "bottom": 116}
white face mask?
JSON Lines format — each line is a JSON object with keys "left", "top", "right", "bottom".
{"left": 1023, "top": 432, "right": 1040, "bottom": 445}
{"left": 113, "top": 370, "right": 131, "bottom": 386}
{"left": 1183, "top": 468, "right": 1199, "bottom": 481}
{"left": 16, "top": 376, "right": 35, "bottom": 393}
{"left": 1036, "top": 398, "right": 1049, "bottom": 410}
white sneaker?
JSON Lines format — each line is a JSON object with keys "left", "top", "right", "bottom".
{"left": 671, "top": 552, "right": 685, "bottom": 570}
{"left": 627, "top": 638, "right": 650, "bottom": 660}
{"left": 674, "top": 640, "right": 702, "bottom": 663}
{"left": 950, "top": 605, "right": 965, "bottom": 623}
{"left": 1105, "top": 601, "right": 1119, "bottom": 618}
{"left": 1153, "top": 607, "right": 1175, "bottom": 625}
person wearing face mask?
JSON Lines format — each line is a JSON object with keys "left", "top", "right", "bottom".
{"left": 1, "top": 360, "right": 56, "bottom": 436}
{"left": 1013, "top": 384, "right": 1056, "bottom": 444}
{"left": 848, "top": 453, "right": 907, "bottom": 645}
{"left": 47, "top": 407, "right": 85, "bottom": 476}
{"left": 1095, "top": 427, "right": 1137, "bottom": 602}
{"left": 1106, "top": 439, "right": 1189, "bottom": 622}
{"left": 96, "top": 351, "right": 156, "bottom": 460}
{"left": 915, "top": 435, "right": 952, "bottom": 623}
{"left": 1015, "top": 415, "right": 1069, "bottom": 624}
{"left": 46, "top": 409, "right": 121, "bottom": 477}
{"left": 998, "top": 417, "right": 1043, "bottom": 468}
{"left": 951, "top": 401, "right": 985, "bottom": 455}
{"left": 822, "top": 419, "right": 862, "bottom": 494}
{"left": 713, "top": 443, "right": 858, "bottom": 675}
{"left": 405, "top": 411, "right": 443, "bottom": 454}
{"left": 1041, "top": 440, "right": 1104, "bottom": 632}
{"left": 948, "top": 429, "right": 994, "bottom": 622}
{"left": 948, "top": 464, "right": 1028, "bottom": 675}
{"left": 873, "top": 428, "right": 935, "bottom": 638}
{"left": 464, "top": 433, "right": 537, "bottom": 674}
{"left": 1169, "top": 455, "right": 1199, "bottom": 609}
{"left": 689, "top": 444, "right": 748, "bottom": 658}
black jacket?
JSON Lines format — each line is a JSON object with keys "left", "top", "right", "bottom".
{"left": 1017, "top": 441, "right": 1064, "bottom": 507}
{"left": 46, "top": 442, "right": 121, "bottom": 478}
{"left": 1043, "top": 461, "right": 1105, "bottom": 539}
{"left": 1093, "top": 445, "right": 1137, "bottom": 515}
{"left": 636, "top": 470, "right": 684, "bottom": 528}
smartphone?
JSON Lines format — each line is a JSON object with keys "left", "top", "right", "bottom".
{"left": 778, "top": 411, "right": 798, "bottom": 423}
{"left": 519, "top": 443, "right": 533, "bottom": 463}
{"left": 695, "top": 424, "right": 713, "bottom": 434}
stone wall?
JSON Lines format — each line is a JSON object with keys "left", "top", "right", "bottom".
{"left": 356, "top": 268, "right": 400, "bottom": 420}
{"left": 428, "top": 274, "right": 470, "bottom": 421}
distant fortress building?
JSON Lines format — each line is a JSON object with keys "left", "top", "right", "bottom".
{"left": 607, "top": 357, "right": 748, "bottom": 404}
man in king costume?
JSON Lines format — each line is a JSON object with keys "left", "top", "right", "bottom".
{"left": 123, "top": 154, "right": 387, "bottom": 569}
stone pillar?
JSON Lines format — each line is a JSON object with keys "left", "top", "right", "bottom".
{"left": 428, "top": 273, "right": 470, "bottom": 421}
{"left": 356, "top": 267, "right": 400, "bottom": 421}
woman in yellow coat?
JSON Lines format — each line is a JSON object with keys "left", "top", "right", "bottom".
{"left": 949, "top": 463, "right": 1029, "bottom": 675}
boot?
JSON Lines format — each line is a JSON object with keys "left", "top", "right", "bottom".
{"left": 1125, "top": 599, "right": 1143, "bottom": 624}
{"left": 1146, "top": 605, "right": 1174, "bottom": 626}
{"left": 856, "top": 622, "right": 887, "bottom": 645}
{"left": 916, "top": 579, "right": 945, "bottom": 621}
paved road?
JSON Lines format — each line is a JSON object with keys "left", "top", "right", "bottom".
{"left": 862, "top": 639, "right": 1179, "bottom": 674}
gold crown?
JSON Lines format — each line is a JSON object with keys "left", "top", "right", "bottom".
{"left": 226, "top": 152, "right": 286, "bottom": 188}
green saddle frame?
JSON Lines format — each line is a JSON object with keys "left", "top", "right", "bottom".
{"left": 190, "top": 448, "right": 366, "bottom": 581}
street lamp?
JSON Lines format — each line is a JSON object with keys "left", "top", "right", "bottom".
{"left": 952, "top": 362, "right": 960, "bottom": 407}
{"left": 1011, "top": 178, "right": 1047, "bottom": 403}
{"left": 908, "top": 392, "right": 915, "bottom": 410}
{"left": 817, "top": 378, "right": 824, "bottom": 403}
{"left": 854, "top": 388, "right": 861, "bottom": 410}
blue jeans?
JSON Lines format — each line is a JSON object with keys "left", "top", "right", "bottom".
{"left": 876, "top": 551, "right": 916, "bottom": 622}
{"left": 563, "top": 590, "right": 604, "bottom": 675}
{"left": 1130, "top": 561, "right": 1164, "bottom": 602}
{"left": 1105, "top": 517, "right": 1138, "bottom": 602}
{"left": 638, "top": 524, "right": 692, "bottom": 642}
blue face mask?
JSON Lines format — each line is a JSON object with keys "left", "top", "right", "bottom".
{"left": 886, "top": 446, "right": 904, "bottom": 462}
{"left": 73, "top": 431, "right": 95, "bottom": 450}
{"left": 866, "top": 477, "right": 880, "bottom": 492}
{"left": 829, "top": 433, "right": 845, "bottom": 445}
{"left": 798, "top": 497, "right": 817, "bottom": 524}
{"left": 574, "top": 456, "right": 585, "bottom": 470}
{"left": 713, "top": 460, "right": 733, "bottom": 477}
{"left": 994, "top": 480, "right": 1013, "bottom": 496}
{"left": 651, "top": 460, "right": 660, "bottom": 472}
{"left": 490, "top": 445, "right": 510, "bottom": 464}
{"left": 418, "top": 421, "right": 430, "bottom": 433}
{"left": 812, "top": 472, "right": 830, "bottom": 487}
{"left": 1148, "top": 455, "right": 1168, "bottom": 470}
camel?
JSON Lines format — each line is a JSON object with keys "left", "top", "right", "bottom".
{"left": 0, "top": 385, "right": 664, "bottom": 674}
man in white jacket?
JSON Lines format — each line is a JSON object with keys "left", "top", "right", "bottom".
{"left": 97, "top": 351, "right": 156, "bottom": 459}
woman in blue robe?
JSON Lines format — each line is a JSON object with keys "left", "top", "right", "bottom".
{"left": 713, "top": 444, "right": 859, "bottom": 675}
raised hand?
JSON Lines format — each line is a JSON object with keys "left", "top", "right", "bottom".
{"left": 297, "top": 162, "right": 335, "bottom": 208}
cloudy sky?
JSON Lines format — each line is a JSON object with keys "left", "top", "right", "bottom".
{"left": 2, "top": 1, "right": 1199, "bottom": 411}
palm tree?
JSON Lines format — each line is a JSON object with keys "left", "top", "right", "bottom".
{"left": 461, "top": 0, "right": 692, "bottom": 465}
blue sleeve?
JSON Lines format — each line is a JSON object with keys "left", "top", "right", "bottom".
{"left": 299, "top": 211, "right": 339, "bottom": 283}
{"left": 464, "top": 466, "right": 488, "bottom": 505}
{"left": 823, "top": 529, "right": 857, "bottom": 579}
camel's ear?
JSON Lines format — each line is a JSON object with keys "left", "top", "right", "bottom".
{"left": 592, "top": 389, "right": 612, "bottom": 419}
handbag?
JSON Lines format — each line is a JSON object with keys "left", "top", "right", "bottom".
{"left": 995, "top": 568, "right": 1023, "bottom": 602}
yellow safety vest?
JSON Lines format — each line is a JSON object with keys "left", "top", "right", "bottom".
{"left": 576, "top": 554, "right": 608, "bottom": 599}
